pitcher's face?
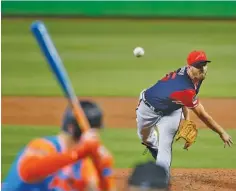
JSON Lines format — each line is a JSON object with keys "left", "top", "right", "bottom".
{"left": 191, "top": 65, "right": 208, "bottom": 81}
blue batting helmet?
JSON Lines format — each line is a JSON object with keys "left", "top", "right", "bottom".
{"left": 61, "top": 100, "right": 103, "bottom": 139}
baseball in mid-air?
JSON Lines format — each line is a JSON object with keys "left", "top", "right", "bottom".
{"left": 133, "top": 47, "right": 145, "bottom": 57}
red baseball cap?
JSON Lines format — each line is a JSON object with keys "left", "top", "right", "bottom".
{"left": 187, "top": 50, "right": 211, "bottom": 68}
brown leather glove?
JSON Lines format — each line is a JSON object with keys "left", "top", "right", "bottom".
{"left": 175, "top": 120, "right": 198, "bottom": 150}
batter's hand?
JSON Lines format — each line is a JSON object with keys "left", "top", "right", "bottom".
{"left": 219, "top": 132, "right": 233, "bottom": 147}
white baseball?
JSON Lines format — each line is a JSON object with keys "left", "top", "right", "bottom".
{"left": 133, "top": 47, "right": 145, "bottom": 57}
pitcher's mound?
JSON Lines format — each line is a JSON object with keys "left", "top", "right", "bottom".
{"left": 115, "top": 168, "right": 236, "bottom": 191}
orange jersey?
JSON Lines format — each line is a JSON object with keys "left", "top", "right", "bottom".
{"left": 3, "top": 135, "right": 114, "bottom": 191}
{"left": 49, "top": 158, "right": 99, "bottom": 190}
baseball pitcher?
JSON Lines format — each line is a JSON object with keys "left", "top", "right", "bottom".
{"left": 3, "top": 101, "right": 116, "bottom": 191}
{"left": 135, "top": 50, "right": 233, "bottom": 177}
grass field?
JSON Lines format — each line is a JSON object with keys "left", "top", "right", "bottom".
{"left": 2, "top": 19, "right": 236, "bottom": 97}
{"left": 2, "top": 125, "right": 236, "bottom": 178}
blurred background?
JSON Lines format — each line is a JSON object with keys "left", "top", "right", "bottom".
{"left": 2, "top": 1, "right": 236, "bottom": 97}
{"left": 2, "top": 1, "right": 236, "bottom": 189}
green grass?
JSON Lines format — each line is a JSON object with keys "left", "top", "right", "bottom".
{"left": 2, "top": 125, "right": 236, "bottom": 179}
{"left": 2, "top": 19, "right": 236, "bottom": 97}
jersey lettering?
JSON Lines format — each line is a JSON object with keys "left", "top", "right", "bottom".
{"left": 161, "top": 71, "right": 177, "bottom": 81}
{"left": 172, "top": 100, "right": 184, "bottom": 105}
{"left": 177, "top": 67, "right": 185, "bottom": 75}
{"left": 161, "top": 67, "right": 185, "bottom": 82}
{"left": 49, "top": 165, "right": 80, "bottom": 191}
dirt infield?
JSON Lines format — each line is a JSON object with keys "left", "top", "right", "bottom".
{"left": 115, "top": 169, "right": 236, "bottom": 191}
{"left": 2, "top": 96, "right": 236, "bottom": 128}
{"left": 2, "top": 96, "right": 236, "bottom": 190}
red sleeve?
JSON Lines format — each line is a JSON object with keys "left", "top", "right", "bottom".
{"left": 170, "top": 89, "right": 199, "bottom": 108}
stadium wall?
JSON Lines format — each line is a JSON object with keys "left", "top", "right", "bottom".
{"left": 2, "top": 1, "right": 236, "bottom": 19}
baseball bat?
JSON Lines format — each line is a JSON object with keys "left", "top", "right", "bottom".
{"left": 30, "top": 21, "right": 90, "bottom": 133}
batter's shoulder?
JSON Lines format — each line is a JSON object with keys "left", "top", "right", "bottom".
{"left": 24, "top": 137, "right": 58, "bottom": 155}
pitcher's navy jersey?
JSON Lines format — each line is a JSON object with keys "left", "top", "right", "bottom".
{"left": 145, "top": 66, "right": 202, "bottom": 115}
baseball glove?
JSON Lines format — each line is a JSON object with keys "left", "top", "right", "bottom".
{"left": 175, "top": 120, "right": 198, "bottom": 150}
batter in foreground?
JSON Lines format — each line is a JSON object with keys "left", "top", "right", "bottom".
{"left": 135, "top": 50, "right": 233, "bottom": 178}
